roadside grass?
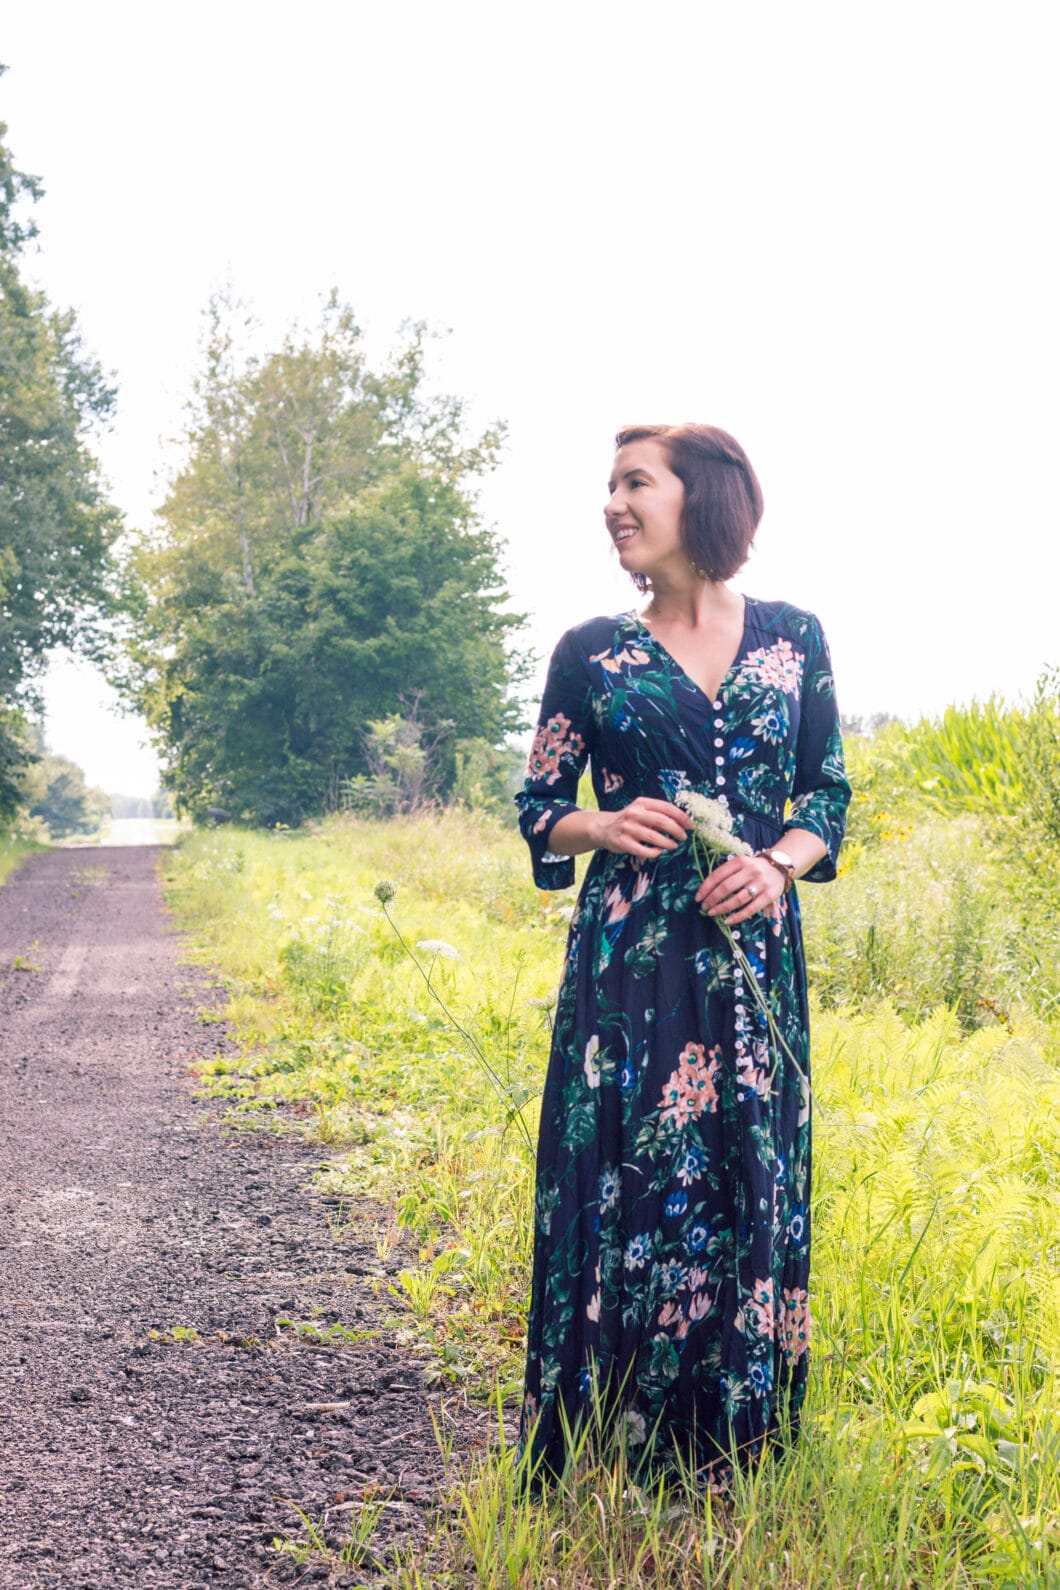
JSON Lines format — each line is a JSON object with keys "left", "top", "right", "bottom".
{"left": 166, "top": 811, "right": 1060, "bottom": 1586}
{"left": 0, "top": 833, "right": 41, "bottom": 887}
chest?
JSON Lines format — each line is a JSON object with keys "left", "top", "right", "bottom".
{"left": 641, "top": 611, "right": 747, "bottom": 703}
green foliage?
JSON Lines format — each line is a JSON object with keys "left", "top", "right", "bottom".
{"left": 0, "top": 830, "right": 39, "bottom": 886}
{"left": 844, "top": 676, "right": 1060, "bottom": 856}
{"left": 0, "top": 90, "right": 118, "bottom": 674}
{"left": 125, "top": 293, "right": 525, "bottom": 825}
{"left": 168, "top": 810, "right": 1060, "bottom": 1584}
{"left": 0, "top": 75, "right": 120, "bottom": 818}
{"left": 22, "top": 749, "right": 108, "bottom": 839}
{"left": 0, "top": 704, "right": 31, "bottom": 822}
{"left": 339, "top": 708, "right": 447, "bottom": 818}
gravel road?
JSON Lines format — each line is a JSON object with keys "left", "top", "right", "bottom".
{"left": 0, "top": 847, "right": 452, "bottom": 1588}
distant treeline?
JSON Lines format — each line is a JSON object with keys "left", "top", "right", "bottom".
{"left": 110, "top": 792, "right": 175, "bottom": 821}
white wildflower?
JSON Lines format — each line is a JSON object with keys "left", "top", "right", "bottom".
{"left": 415, "top": 939, "right": 460, "bottom": 960}
{"left": 676, "top": 791, "right": 752, "bottom": 857}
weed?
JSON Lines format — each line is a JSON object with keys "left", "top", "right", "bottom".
{"left": 146, "top": 1326, "right": 201, "bottom": 1343}
{"left": 8, "top": 938, "right": 41, "bottom": 973}
{"left": 274, "top": 1315, "right": 377, "bottom": 1347}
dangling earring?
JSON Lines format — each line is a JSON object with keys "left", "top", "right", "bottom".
{"left": 689, "top": 556, "right": 709, "bottom": 580}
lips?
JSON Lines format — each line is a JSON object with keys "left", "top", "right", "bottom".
{"left": 612, "top": 526, "right": 639, "bottom": 545}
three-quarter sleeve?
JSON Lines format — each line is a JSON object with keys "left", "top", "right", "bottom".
{"left": 515, "top": 627, "right": 594, "bottom": 891}
{"left": 785, "top": 616, "right": 851, "bottom": 883}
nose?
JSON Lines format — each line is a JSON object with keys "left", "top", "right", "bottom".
{"left": 604, "top": 484, "right": 627, "bottom": 521}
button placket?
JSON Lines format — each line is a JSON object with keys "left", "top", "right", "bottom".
{"left": 713, "top": 700, "right": 726, "bottom": 787}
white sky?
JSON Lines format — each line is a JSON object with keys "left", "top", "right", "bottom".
{"left": 4, "top": 1, "right": 1057, "bottom": 796}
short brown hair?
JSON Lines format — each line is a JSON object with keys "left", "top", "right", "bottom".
{"left": 614, "top": 423, "right": 763, "bottom": 589}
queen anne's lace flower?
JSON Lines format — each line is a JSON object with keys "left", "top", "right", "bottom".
{"left": 415, "top": 939, "right": 460, "bottom": 960}
{"left": 676, "top": 791, "right": 753, "bottom": 858}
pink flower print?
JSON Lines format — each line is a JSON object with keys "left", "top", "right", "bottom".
{"left": 688, "top": 1266, "right": 710, "bottom": 1292}
{"left": 659, "top": 1042, "right": 721, "bottom": 1124}
{"left": 590, "top": 644, "right": 650, "bottom": 674}
{"left": 603, "top": 883, "right": 631, "bottom": 924}
{"left": 747, "top": 1277, "right": 775, "bottom": 1339}
{"left": 602, "top": 767, "right": 625, "bottom": 794}
{"left": 736, "top": 1047, "right": 771, "bottom": 1100}
{"left": 526, "top": 711, "right": 585, "bottom": 785}
{"left": 657, "top": 1300, "right": 681, "bottom": 1330}
{"left": 779, "top": 1286, "right": 811, "bottom": 1360}
{"left": 658, "top": 1072, "right": 696, "bottom": 1128}
{"left": 631, "top": 869, "right": 650, "bottom": 903}
{"left": 741, "top": 638, "right": 805, "bottom": 697}
{"left": 532, "top": 808, "right": 552, "bottom": 834}
{"left": 678, "top": 1042, "right": 721, "bottom": 1117}
{"left": 688, "top": 1291, "right": 712, "bottom": 1323}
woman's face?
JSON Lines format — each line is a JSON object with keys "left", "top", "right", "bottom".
{"left": 605, "top": 439, "right": 686, "bottom": 582}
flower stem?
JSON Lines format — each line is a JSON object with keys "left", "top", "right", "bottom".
{"left": 380, "top": 902, "right": 536, "bottom": 1157}
{"left": 691, "top": 832, "right": 810, "bottom": 1096}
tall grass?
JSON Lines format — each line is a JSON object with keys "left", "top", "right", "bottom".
{"left": 0, "top": 833, "right": 40, "bottom": 888}
{"left": 167, "top": 798, "right": 1060, "bottom": 1585}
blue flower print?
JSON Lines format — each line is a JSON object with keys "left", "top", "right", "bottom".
{"left": 599, "top": 1166, "right": 621, "bottom": 1211}
{"left": 676, "top": 1144, "right": 707, "bottom": 1185}
{"left": 751, "top": 707, "right": 787, "bottom": 745}
{"left": 657, "top": 1259, "right": 687, "bottom": 1295}
{"left": 624, "top": 1233, "right": 653, "bottom": 1271}
{"left": 748, "top": 1359, "right": 773, "bottom": 1398}
{"left": 688, "top": 1222, "right": 709, "bottom": 1253}
{"left": 663, "top": 1190, "right": 688, "bottom": 1218}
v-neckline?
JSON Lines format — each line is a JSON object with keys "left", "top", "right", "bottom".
{"left": 629, "top": 596, "right": 751, "bottom": 706}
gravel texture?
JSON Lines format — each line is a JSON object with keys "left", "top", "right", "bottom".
{"left": 0, "top": 847, "right": 460, "bottom": 1587}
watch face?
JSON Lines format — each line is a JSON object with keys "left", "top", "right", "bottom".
{"left": 770, "top": 849, "right": 795, "bottom": 869}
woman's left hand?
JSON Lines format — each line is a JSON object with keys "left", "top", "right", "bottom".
{"left": 695, "top": 853, "right": 785, "bottom": 926}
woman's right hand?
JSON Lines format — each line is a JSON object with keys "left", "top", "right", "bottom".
{"left": 593, "top": 798, "right": 693, "bottom": 859}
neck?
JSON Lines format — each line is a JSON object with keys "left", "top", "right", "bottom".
{"left": 642, "top": 574, "right": 740, "bottom": 628}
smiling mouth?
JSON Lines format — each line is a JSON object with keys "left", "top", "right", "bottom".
{"left": 612, "top": 527, "right": 639, "bottom": 545}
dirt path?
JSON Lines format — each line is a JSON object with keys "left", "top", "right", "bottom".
{"left": 0, "top": 847, "right": 450, "bottom": 1588}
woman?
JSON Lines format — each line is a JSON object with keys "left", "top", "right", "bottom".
{"left": 515, "top": 423, "right": 850, "bottom": 1489}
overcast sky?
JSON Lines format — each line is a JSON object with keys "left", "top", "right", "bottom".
{"left": 4, "top": 1, "right": 1057, "bottom": 796}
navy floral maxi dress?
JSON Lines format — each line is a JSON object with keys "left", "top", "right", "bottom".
{"left": 515, "top": 598, "right": 850, "bottom": 1486}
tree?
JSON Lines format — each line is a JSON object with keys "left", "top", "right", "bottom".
{"left": 22, "top": 749, "right": 107, "bottom": 838}
{"left": 0, "top": 69, "right": 120, "bottom": 819}
{"left": 126, "top": 295, "right": 525, "bottom": 824}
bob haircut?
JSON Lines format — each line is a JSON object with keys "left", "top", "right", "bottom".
{"left": 614, "top": 423, "right": 764, "bottom": 591}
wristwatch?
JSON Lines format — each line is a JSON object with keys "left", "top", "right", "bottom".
{"left": 757, "top": 848, "right": 796, "bottom": 892}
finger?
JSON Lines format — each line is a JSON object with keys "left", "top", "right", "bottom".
{"left": 636, "top": 798, "right": 694, "bottom": 828}
{"left": 699, "top": 872, "right": 747, "bottom": 908}
{"left": 709, "top": 882, "right": 762, "bottom": 917}
{"left": 625, "top": 822, "right": 686, "bottom": 856}
{"left": 630, "top": 825, "right": 678, "bottom": 852}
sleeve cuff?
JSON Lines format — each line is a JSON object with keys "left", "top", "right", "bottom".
{"left": 784, "top": 812, "right": 840, "bottom": 883}
{"left": 516, "top": 796, "right": 581, "bottom": 891}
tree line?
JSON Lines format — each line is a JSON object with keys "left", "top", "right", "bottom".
{"left": 1, "top": 79, "right": 527, "bottom": 833}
